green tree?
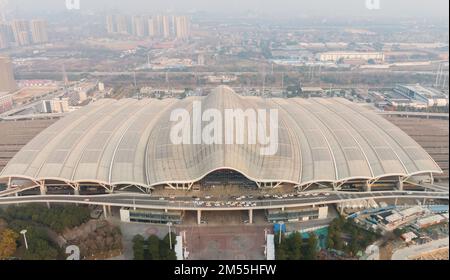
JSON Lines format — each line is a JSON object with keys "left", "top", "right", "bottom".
{"left": 304, "top": 233, "right": 318, "bottom": 260}
{"left": 274, "top": 233, "right": 288, "bottom": 260}
{"left": 287, "top": 232, "right": 303, "bottom": 260}
{"left": 160, "top": 233, "right": 177, "bottom": 260}
{"left": 132, "top": 234, "right": 145, "bottom": 260}
{"left": 146, "top": 235, "right": 160, "bottom": 260}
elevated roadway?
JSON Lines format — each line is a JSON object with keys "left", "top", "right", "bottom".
{"left": 0, "top": 190, "right": 447, "bottom": 211}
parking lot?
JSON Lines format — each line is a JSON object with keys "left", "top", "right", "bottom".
{"left": 178, "top": 224, "right": 268, "bottom": 260}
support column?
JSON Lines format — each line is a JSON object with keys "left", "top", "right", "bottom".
{"left": 394, "top": 198, "right": 398, "bottom": 206}
{"left": 248, "top": 209, "right": 253, "bottom": 224}
{"left": 39, "top": 182, "right": 47, "bottom": 196}
{"left": 397, "top": 179, "right": 404, "bottom": 191}
{"left": 197, "top": 210, "right": 202, "bottom": 225}
{"left": 365, "top": 181, "right": 372, "bottom": 192}
{"left": 103, "top": 205, "right": 108, "bottom": 219}
{"left": 108, "top": 205, "right": 112, "bottom": 217}
{"left": 430, "top": 173, "right": 434, "bottom": 185}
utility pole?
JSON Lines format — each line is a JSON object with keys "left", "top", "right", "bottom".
{"left": 20, "top": 229, "right": 28, "bottom": 250}
{"left": 278, "top": 221, "right": 284, "bottom": 245}
{"left": 167, "top": 222, "right": 173, "bottom": 250}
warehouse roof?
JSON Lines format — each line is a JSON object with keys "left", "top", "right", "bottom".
{"left": 0, "top": 86, "right": 442, "bottom": 188}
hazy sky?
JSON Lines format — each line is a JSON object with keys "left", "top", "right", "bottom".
{"left": 4, "top": 0, "right": 450, "bottom": 19}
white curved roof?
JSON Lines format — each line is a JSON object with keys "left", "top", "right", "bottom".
{"left": 0, "top": 86, "right": 442, "bottom": 187}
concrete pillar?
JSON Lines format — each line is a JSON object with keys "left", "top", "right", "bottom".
{"left": 197, "top": 210, "right": 202, "bottom": 225}
{"left": 103, "top": 205, "right": 108, "bottom": 219}
{"left": 108, "top": 205, "right": 112, "bottom": 217}
{"left": 365, "top": 181, "right": 372, "bottom": 192}
{"left": 40, "top": 184, "right": 47, "bottom": 195}
{"left": 397, "top": 179, "right": 404, "bottom": 191}
{"left": 430, "top": 173, "right": 434, "bottom": 185}
{"left": 394, "top": 198, "right": 398, "bottom": 206}
{"left": 248, "top": 209, "right": 253, "bottom": 224}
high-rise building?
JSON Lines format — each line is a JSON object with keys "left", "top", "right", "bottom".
{"left": 30, "top": 19, "right": 48, "bottom": 44}
{"left": 0, "top": 22, "right": 12, "bottom": 49}
{"left": 175, "top": 16, "right": 190, "bottom": 39}
{"left": 115, "top": 15, "right": 129, "bottom": 35}
{"left": 161, "top": 15, "right": 171, "bottom": 38}
{"left": 11, "top": 20, "right": 30, "bottom": 46}
{"left": 131, "top": 16, "right": 146, "bottom": 37}
{"left": 0, "top": 56, "right": 17, "bottom": 92}
{"left": 147, "top": 18, "right": 156, "bottom": 37}
{"left": 106, "top": 15, "right": 115, "bottom": 34}
{"left": 153, "top": 15, "right": 162, "bottom": 37}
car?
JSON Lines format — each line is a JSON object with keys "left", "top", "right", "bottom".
{"left": 324, "top": 193, "right": 330, "bottom": 196}
{"left": 312, "top": 193, "right": 319, "bottom": 197}
{"left": 195, "top": 197, "right": 201, "bottom": 201}
{"left": 406, "top": 191, "right": 413, "bottom": 195}
{"left": 243, "top": 220, "right": 250, "bottom": 224}
{"left": 159, "top": 197, "right": 165, "bottom": 201}
{"left": 83, "top": 198, "right": 90, "bottom": 202}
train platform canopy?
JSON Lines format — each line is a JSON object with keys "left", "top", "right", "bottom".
{"left": 0, "top": 86, "right": 442, "bottom": 189}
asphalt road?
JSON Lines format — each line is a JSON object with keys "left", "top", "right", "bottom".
{"left": 0, "top": 190, "right": 447, "bottom": 211}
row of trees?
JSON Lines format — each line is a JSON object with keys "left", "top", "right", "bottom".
{"left": 132, "top": 233, "right": 177, "bottom": 260}
{"left": 327, "top": 217, "right": 378, "bottom": 256}
{"left": 275, "top": 232, "right": 319, "bottom": 260}
{"left": 0, "top": 204, "right": 90, "bottom": 233}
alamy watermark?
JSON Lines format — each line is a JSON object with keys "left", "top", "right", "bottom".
{"left": 66, "top": 245, "right": 80, "bottom": 260}
{"left": 365, "top": 0, "right": 381, "bottom": 10}
{"left": 65, "top": 0, "right": 80, "bottom": 10}
{"left": 169, "top": 101, "right": 279, "bottom": 156}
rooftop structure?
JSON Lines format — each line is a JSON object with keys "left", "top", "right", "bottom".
{"left": 0, "top": 86, "right": 442, "bottom": 190}
{"left": 394, "top": 84, "right": 449, "bottom": 106}
{"left": 317, "top": 51, "right": 385, "bottom": 62}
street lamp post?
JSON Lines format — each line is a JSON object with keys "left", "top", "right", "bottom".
{"left": 278, "top": 221, "right": 284, "bottom": 245}
{"left": 20, "top": 229, "right": 28, "bottom": 250}
{"left": 167, "top": 222, "right": 173, "bottom": 250}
